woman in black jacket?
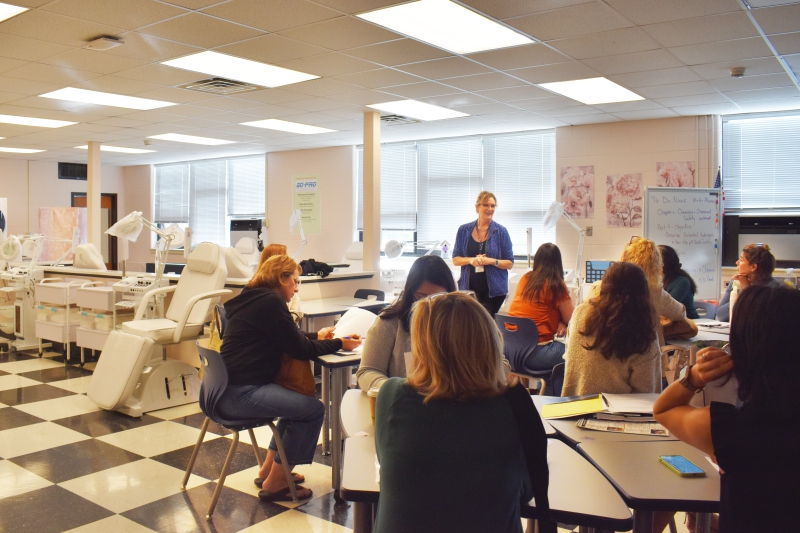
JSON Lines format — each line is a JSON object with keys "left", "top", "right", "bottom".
{"left": 218, "top": 255, "right": 361, "bottom": 502}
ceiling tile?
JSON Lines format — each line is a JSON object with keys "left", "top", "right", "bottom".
{"left": 228, "top": 103, "right": 302, "bottom": 116}
{"left": 612, "top": 108, "right": 680, "bottom": 120}
{"left": 549, "top": 27, "right": 662, "bottom": 60}
{"left": 0, "top": 34, "right": 72, "bottom": 62}
{"left": 2, "top": 95, "right": 86, "bottom": 111}
{"left": 105, "top": 31, "right": 202, "bottom": 62}
{"left": 202, "top": 0, "right": 340, "bottom": 32}
{"left": 581, "top": 49, "right": 684, "bottom": 75}
{"left": 161, "top": 0, "right": 227, "bottom": 9}
{"left": 320, "top": 105, "right": 373, "bottom": 120}
{"left": 114, "top": 63, "right": 204, "bottom": 85}
{"left": 282, "top": 78, "right": 364, "bottom": 97}
{"left": 669, "top": 37, "right": 773, "bottom": 65}
{"left": 440, "top": 72, "right": 527, "bottom": 91}
{"left": 609, "top": 67, "right": 703, "bottom": 88}
{"left": 559, "top": 113, "right": 621, "bottom": 125}
{"left": 636, "top": 81, "right": 719, "bottom": 99}
{"left": 541, "top": 106, "right": 603, "bottom": 117}
{"left": 690, "top": 56, "right": 785, "bottom": 79}
{"left": 724, "top": 86, "right": 800, "bottom": 101}
{"left": 344, "top": 39, "right": 452, "bottom": 66}
{"left": 279, "top": 98, "right": 350, "bottom": 112}
{"left": 216, "top": 34, "right": 328, "bottom": 64}
{"left": 515, "top": 95, "right": 584, "bottom": 110}
{"left": 131, "top": 87, "right": 213, "bottom": 104}
{"left": 466, "top": 44, "right": 570, "bottom": 70}
{"left": 508, "top": 61, "right": 600, "bottom": 84}
{"left": 642, "top": 12, "right": 758, "bottom": 48}
{"left": 394, "top": 57, "right": 491, "bottom": 80}
{"left": 278, "top": 15, "right": 399, "bottom": 51}
{"left": 89, "top": 117, "right": 155, "bottom": 128}
{"left": 507, "top": 2, "right": 633, "bottom": 42}
{"left": 328, "top": 88, "right": 396, "bottom": 105}
{"left": 0, "top": 10, "right": 126, "bottom": 48}
{"left": 446, "top": 102, "right": 519, "bottom": 116}
{"left": 670, "top": 102, "right": 741, "bottom": 115}
{"left": 334, "top": 68, "right": 424, "bottom": 89}
{"left": 42, "top": 0, "right": 187, "bottom": 30}
{"left": 474, "top": 85, "right": 554, "bottom": 102}
{"left": 654, "top": 93, "right": 733, "bottom": 107}
{"left": 419, "top": 93, "right": 493, "bottom": 108}
{"left": 380, "top": 81, "right": 463, "bottom": 99}
{"left": 72, "top": 75, "right": 166, "bottom": 95}
{"left": 770, "top": 32, "right": 800, "bottom": 56}
{"left": 0, "top": 75, "right": 62, "bottom": 96}
{"left": 709, "top": 72, "right": 795, "bottom": 91}
{"left": 3, "top": 63, "right": 101, "bottom": 86}
{"left": 752, "top": 4, "right": 800, "bottom": 35}
{"left": 187, "top": 97, "right": 262, "bottom": 111}
{"left": 39, "top": 49, "right": 149, "bottom": 75}
{"left": 591, "top": 99, "right": 666, "bottom": 112}
{"left": 226, "top": 88, "right": 311, "bottom": 105}
{"left": 0, "top": 56, "right": 28, "bottom": 74}
{"left": 462, "top": 0, "right": 594, "bottom": 20}
{"left": 604, "top": 0, "right": 743, "bottom": 25}
{"left": 733, "top": 96, "right": 800, "bottom": 113}
{"left": 309, "top": 0, "right": 402, "bottom": 15}
{"left": 276, "top": 52, "right": 379, "bottom": 77}
{"left": 138, "top": 12, "right": 264, "bottom": 48}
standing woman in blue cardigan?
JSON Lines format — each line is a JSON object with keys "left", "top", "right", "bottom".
{"left": 452, "top": 191, "right": 514, "bottom": 316}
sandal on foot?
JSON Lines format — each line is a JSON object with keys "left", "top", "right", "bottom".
{"left": 254, "top": 472, "right": 304, "bottom": 488}
{"left": 258, "top": 485, "right": 312, "bottom": 502}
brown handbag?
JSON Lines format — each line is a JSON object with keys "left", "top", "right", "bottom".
{"left": 274, "top": 354, "right": 316, "bottom": 397}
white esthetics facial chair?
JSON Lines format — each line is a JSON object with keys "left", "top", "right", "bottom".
{"left": 233, "top": 237, "right": 260, "bottom": 268}
{"left": 73, "top": 243, "right": 107, "bottom": 270}
{"left": 88, "top": 242, "right": 230, "bottom": 417}
{"left": 340, "top": 241, "right": 363, "bottom": 271}
{"left": 224, "top": 247, "right": 254, "bottom": 278}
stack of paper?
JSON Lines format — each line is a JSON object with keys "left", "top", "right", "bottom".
{"left": 541, "top": 393, "right": 659, "bottom": 419}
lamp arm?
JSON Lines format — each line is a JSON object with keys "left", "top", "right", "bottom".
{"left": 562, "top": 212, "right": 584, "bottom": 234}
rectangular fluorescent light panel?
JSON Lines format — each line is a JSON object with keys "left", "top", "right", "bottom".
{"left": 76, "top": 145, "right": 156, "bottom": 154}
{"left": 147, "top": 133, "right": 236, "bottom": 146}
{"left": 366, "top": 99, "right": 469, "bottom": 121}
{"left": 357, "top": 0, "right": 532, "bottom": 55}
{"left": 241, "top": 119, "right": 337, "bottom": 135}
{"left": 40, "top": 88, "right": 175, "bottom": 110}
{"left": 0, "top": 114, "right": 76, "bottom": 128}
{"left": 538, "top": 77, "right": 644, "bottom": 105}
{"left": 162, "top": 51, "right": 318, "bottom": 88}
{"left": 0, "top": 2, "right": 28, "bottom": 23}
{"left": 0, "top": 147, "right": 45, "bottom": 153}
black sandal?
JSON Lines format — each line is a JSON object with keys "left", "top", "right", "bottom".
{"left": 254, "top": 472, "right": 304, "bottom": 488}
{"left": 258, "top": 485, "right": 312, "bottom": 502}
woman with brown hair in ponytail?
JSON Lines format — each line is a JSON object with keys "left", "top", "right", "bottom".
{"left": 716, "top": 243, "right": 781, "bottom": 322}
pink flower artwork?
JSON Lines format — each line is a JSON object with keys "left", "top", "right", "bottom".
{"left": 560, "top": 166, "right": 594, "bottom": 219}
{"left": 656, "top": 161, "right": 695, "bottom": 188}
{"left": 606, "top": 173, "right": 643, "bottom": 228}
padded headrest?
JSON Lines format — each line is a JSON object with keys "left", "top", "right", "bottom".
{"left": 74, "top": 243, "right": 107, "bottom": 270}
{"left": 187, "top": 242, "right": 220, "bottom": 274}
{"left": 224, "top": 247, "right": 253, "bottom": 278}
{"left": 344, "top": 241, "right": 363, "bottom": 260}
{"left": 234, "top": 237, "right": 257, "bottom": 255}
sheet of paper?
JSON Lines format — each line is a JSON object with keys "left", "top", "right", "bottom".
{"left": 602, "top": 393, "right": 660, "bottom": 414}
{"left": 334, "top": 307, "right": 377, "bottom": 339}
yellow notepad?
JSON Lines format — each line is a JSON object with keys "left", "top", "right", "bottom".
{"left": 541, "top": 395, "right": 605, "bottom": 419}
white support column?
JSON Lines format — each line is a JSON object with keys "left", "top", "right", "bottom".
{"left": 87, "top": 141, "right": 102, "bottom": 248}
{"left": 362, "top": 111, "right": 381, "bottom": 286}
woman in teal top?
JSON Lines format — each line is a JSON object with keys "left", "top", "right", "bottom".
{"left": 659, "top": 245, "right": 699, "bottom": 319}
{"left": 374, "top": 292, "right": 555, "bottom": 533}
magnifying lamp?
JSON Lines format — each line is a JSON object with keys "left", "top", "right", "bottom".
{"left": 290, "top": 209, "right": 307, "bottom": 260}
{"left": 543, "top": 201, "right": 587, "bottom": 289}
{"left": 384, "top": 239, "right": 404, "bottom": 260}
{"left": 0, "top": 235, "right": 21, "bottom": 262}
{"left": 107, "top": 212, "right": 191, "bottom": 281}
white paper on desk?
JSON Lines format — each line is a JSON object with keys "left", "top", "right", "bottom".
{"left": 602, "top": 393, "right": 660, "bottom": 414}
{"left": 334, "top": 307, "right": 377, "bottom": 339}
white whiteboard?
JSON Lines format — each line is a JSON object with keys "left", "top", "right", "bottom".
{"left": 644, "top": 187, "right": 722, "bottom": 301}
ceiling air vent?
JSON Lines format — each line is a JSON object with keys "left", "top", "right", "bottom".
{"left": 177, "top": 77, "right": 265, "bottom": 95}
{"left": 380, "top": 114, "right": 421, "bottom": 126}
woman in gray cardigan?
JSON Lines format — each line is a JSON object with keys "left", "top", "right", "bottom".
{"left": 356, "top": 255, "right": 456, "bottom": 392}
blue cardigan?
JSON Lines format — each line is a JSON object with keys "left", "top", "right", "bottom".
{"left": 453, "top": 220, "right": 514, "bottom": 298}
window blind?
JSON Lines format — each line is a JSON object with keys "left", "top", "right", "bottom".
{"left": 228, "top": 155, "right": 266, "bottom": 216}
{"left": 189, "top": 159, "right": 228, "bottom": 246}
{"left": 723, "top": 113, "right": 800, "bottom": 211}
{"left": 356, "top": 144, "right": 417, "bottom": 234}
{"left": 153, "top": 163, "right": 189, "bottom": 223}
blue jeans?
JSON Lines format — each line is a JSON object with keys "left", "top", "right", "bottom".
{"left": 523, "top": 341, "right": 565, "bottom": 396}
{"left": 216, "top": 383, "right": 324, "bottom": 465}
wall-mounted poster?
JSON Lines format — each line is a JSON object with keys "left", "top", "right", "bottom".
{"left": 656, "top": 161, "right": 695, "bottom": 188}
{"left": 292, "top": 174, "right": 320, "bottom": 235}
{"left": 0, "top": 198, "right": 6, "bottom": 243}
{"left": 607, "top": 173, "right": 643, "bottom": 228}
{"left": 39, "top": 207, "right": 87, "bottom": 261}
{"left": 561, "top": 165, "right": 594, "bottom": 218}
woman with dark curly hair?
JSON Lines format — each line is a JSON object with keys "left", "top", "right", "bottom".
{"left": 562, "top": 262, "right": 661, "bottom": 396}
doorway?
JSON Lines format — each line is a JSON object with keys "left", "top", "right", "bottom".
{"left": 71, "top": 193, "right": 117, "bottom": 270}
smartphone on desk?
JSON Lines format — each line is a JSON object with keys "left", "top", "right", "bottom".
{"left": 659, "top": 455, "right": 706, "bottom": 477}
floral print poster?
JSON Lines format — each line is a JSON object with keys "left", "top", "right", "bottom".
{"left": 656, "top": 161, "right": 695, "bottom": 188}
{"left": 561, "top": 165, "right": 594, "bottom": 218}
{"left": 607, "top": 173, "right": 643, "bottom": 227}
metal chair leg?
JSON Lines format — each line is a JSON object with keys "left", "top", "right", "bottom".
{"left": 182, "top": 417, "right": 210, "bottom": 490}
{"left": 248, "top": 428, "right": 263, "bottom": 467}
{"left": 207, "top": 431, "right": 239, "bottom": 520}
{"left": 267, "top": 421, "right": 298, "bottom": 503}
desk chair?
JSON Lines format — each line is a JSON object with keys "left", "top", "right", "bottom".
{"left": 694, "top": 300, "right": 717, "bottom": 318}
{"left": 224, "top": 247, "right": 254, "bottom": 278}
{"left": 354, "top": 289, "right": 384, "bottom": 301}
{"left": 495, "top": 314, "right": 551, "bottom": 395}
{"left": 183, "top": 341, "right": 298, "bottom": 520}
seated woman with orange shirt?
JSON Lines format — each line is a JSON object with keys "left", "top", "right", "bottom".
{"left": 508, "top": 243, "right": 573, "bottom": 395}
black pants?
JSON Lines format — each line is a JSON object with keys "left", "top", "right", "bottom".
{"left": 475, "top": 292, "right": 506, "bottom": 317}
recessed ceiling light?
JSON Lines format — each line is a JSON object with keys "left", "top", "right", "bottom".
{"left": 357, "top": 0, "right": 532, "bottom": 54}
{"left": 366, "top": 99, "right": 469, "bottom": 121}
{"left": 162, "top": 51, "right": 318, "bottom": 88}
{"left": 75, "top": 145, "right": 156, "bottom": 154}
{"left": 0, "top": 147, "right": 45, "bottom": 154}
{"left": 147, "top": 133, "right": 236, "bottom": 145}
{"left": 538, "top": 77, "right": 644, "bottom": 105}
{"left": 0, "top": 2, "right": 28, "bottom": 23}
{"left": 0, "top": 114, "right": 76, "bottom": 128}
{"left": 240, "top": 119, "right": 337, "bottom": 135}
{"left": 40, "top": 88, "right": 175, "bottom": 110}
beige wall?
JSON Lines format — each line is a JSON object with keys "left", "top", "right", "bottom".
{"left": 120, "top": 164, "right": 153, "bottom": 271}
{"left": 554, "top": 116, "right": 716, "bottom": 275}
{"left": 266, "top": 145, "right": 356, "bottom": 264}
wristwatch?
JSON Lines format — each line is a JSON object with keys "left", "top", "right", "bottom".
{"left": 679, "top": 364, "right": 704, "bottom": 393}
{"left": 494, "top": 259, "right": 499, "bottom": 267}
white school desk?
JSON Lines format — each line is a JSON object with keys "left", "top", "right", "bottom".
{"left": 340, "top": 436, "right": 633, "bottom": 533}
{"left": 578, "top": 440, "right": 719, "bottom": 533}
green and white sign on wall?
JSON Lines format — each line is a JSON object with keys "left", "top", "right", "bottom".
{"left": 292, "top": 174, "right": 320, "bottom": 235}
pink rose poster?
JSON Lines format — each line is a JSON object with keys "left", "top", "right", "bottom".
{"left": 561, "top": 165, "right": 594, "bottom": 219}
{"left": 39, "top": 207, "right": 87, "bottom": 261}
{"left": 607, "top": 173, "right": 643, "bottom": 227}
{"left": 656, "top": 161, "right": 695, "bottom": 188}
